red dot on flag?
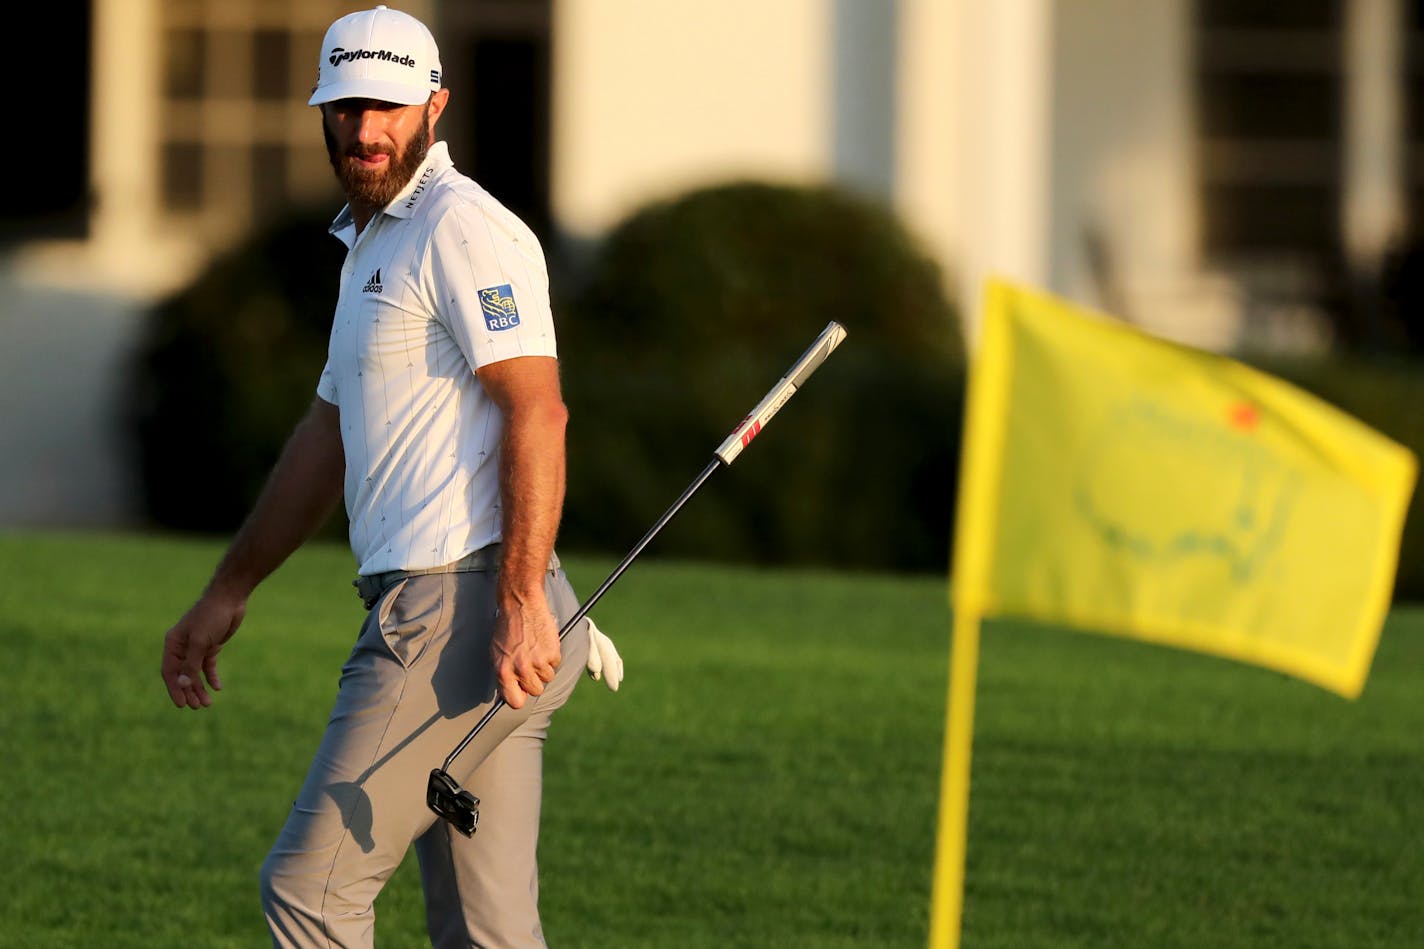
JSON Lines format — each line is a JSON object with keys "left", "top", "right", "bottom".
{"left": 1229, "top": 402, "right": 1260, "bottom": 432}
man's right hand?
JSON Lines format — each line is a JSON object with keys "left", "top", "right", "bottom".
{"left": 161, "top": 594, "right": 246, "bottom": 709}
{"left": 157, "top": 397, "right": 344, "bottom": 710}
{"left": 491, "top": 596, "right": 562, "bottom": 710}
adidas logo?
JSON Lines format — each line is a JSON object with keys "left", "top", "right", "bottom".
{"left": 362, "top": 269, "right": 383, "bottom": 293}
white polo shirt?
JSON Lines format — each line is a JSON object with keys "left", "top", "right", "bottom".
{"left": 316, "top": 141, "right": 557, "bottom": 576}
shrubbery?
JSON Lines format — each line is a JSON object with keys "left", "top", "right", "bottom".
{"left": 554, "top": 180, "right": 965, "bottom": 572}
{"left": 124, "top": 205, "right": 347, "bottom": 539}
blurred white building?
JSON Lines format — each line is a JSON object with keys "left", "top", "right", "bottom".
{"left": 2, "top": 0, "right": 1413, "bottom": 525}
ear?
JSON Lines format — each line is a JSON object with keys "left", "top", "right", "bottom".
{"left": 426, "top": 89, "right": 451, "bottom": 139}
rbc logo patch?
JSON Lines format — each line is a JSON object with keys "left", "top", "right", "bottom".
{"left": 479, "top": 284, "right": 521, "bottom": 331}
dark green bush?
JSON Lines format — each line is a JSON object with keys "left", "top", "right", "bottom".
{"left": 124, "top": 205, "right": 347, "bottom": 538}
{"left": 554, "top": 180, "right": 965, "bottom": 572}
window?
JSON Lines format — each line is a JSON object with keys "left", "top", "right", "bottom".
{"left": 158, "top": 3, "right": 346, "bottom": 238}
{"left": 470, "top": 35, "right": 552, "bottom": 236}
{"left": 437, "top": 1, "right": 554, "bottom": 241}
{"left": 152, "top": 2, "right": 554, "bottom": 248}
{"left": 1405, "top": 5, "right": 1424, "bottom": 235}
{"left": 3, "top": 2, "right": 90, "bottom": 242}
{"left": 1193, "top": 0, "right": 1345, "bottom": 328}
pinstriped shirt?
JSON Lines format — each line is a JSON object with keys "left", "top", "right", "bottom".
{"left": 316, "top": 141, "right": 557, "bottom": 576}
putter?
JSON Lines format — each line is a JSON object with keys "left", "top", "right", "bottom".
{"left": 427, "top": 321, "right": 849, "bottom": 836}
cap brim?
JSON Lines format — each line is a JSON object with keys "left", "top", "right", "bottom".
{"left": 308, "top": 79, "right": 431, "bottom": 107}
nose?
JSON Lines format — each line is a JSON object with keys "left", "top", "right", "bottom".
{"left": 355, "top": 108, "right": 384, "bottom": 144}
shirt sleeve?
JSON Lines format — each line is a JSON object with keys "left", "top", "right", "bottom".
{"left": 316, "top": 358, "right": 337, "bottom": 404}
{"left": 427, "top": 200, "right": 558, "bottom": 371}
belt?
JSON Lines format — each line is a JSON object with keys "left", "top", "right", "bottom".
{"left": 352, "top": 545, "right": 562, "bottom": 610}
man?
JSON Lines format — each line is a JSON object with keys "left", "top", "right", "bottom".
{"left": 159, "top": 6, "right": 619, "bottom": 946}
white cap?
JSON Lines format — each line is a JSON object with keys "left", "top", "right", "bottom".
{"left": 308, "top": 5, "right": 442, "bottom": 106}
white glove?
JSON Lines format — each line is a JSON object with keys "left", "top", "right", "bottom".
{"left": 585, "top": 617, "right": 624, "bottom": 691}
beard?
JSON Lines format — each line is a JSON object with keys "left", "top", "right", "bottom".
{"left": 324, "top": 108, "right": 432, "bottom": 213}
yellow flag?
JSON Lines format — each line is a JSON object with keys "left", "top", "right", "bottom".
{"left": 954, "top": 278, "right": 1417, "bottom": 699}
{"left": 932, "top": 277, "right": 1418, "bottom": 947}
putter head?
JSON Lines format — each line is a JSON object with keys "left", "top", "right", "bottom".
{"left": 427, "top": 769, "right": 480, "bottom": 837}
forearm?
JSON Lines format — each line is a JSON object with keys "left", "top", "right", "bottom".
{"left": 495, "top": 396, "right": 568, "bottom": 609}
{"left": 207, "top": 399, "right": 346, "bottom": 601}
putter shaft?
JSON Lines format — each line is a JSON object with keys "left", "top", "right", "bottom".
{"left": 441, "top": 458, "right": 720, "bottom": 773}
{"left": 430, "top": 322, "right": 847, "bottom": 827}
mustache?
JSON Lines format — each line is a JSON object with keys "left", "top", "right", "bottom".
{"left": 344, "top": 143, "right": 394, "bottom": 160}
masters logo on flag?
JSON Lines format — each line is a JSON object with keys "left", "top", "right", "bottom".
{"left": 1071, "top": 394, "right": 1298, "bottom": 584}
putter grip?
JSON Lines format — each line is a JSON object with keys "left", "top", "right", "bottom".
{"left": 714, "top": 321, "right": 847, "bottom": 465}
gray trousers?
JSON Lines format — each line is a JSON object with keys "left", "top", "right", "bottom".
{"left": 260, "top": 563, "right": 588, "bottom": 948}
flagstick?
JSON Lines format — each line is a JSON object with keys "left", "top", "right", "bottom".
{"left": 929, "top": 279, "right": 1006, "bottom": 947}
{"left": 928, "top": 605, "right": 982, "bottom": 949}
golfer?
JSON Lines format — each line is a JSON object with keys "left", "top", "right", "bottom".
{"left": 159, "top": 6, "right": 617, "bottom": 946}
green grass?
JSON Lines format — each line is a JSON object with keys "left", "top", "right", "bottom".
{"left": 0, "top": 529, "right": 1420, "bottom": 947}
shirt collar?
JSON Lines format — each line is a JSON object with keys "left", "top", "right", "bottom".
{"left": 328, "top": 140, "right": 452, "bottom": 246}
